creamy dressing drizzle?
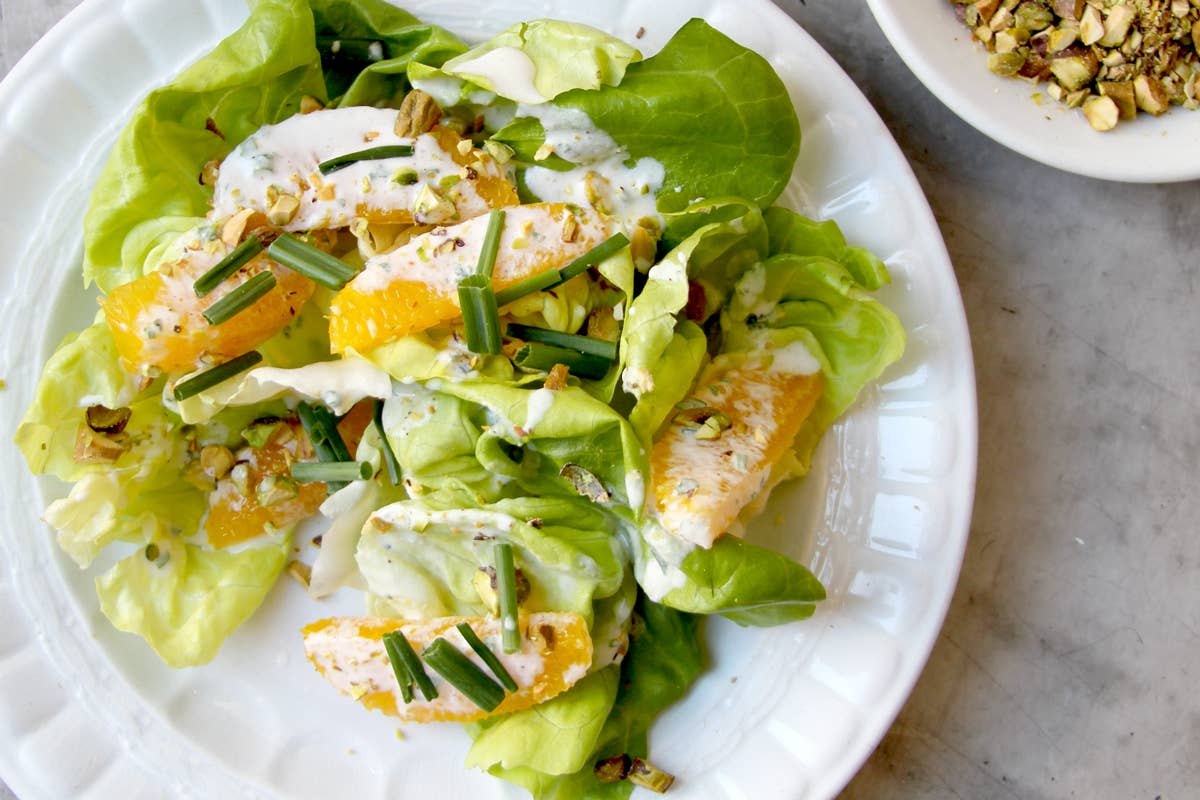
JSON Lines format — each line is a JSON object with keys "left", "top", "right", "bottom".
{"left": 514, "top": 104, "right": 666, "bottom": 232}
{"left": 452, "top": 47, "right": 546, "bottom": 104}
{"left": 524, "top": 387, "right": 556, "bottom": 432}
{"left": 212, "top": 107, "right": 493, "bottom": 230}
{"left": 349, "top": 203, "right": 608, "bottom": 295}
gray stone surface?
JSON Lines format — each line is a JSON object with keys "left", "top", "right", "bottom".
{"left": 2, "top": 1, "right": 1198, "bottom": 799}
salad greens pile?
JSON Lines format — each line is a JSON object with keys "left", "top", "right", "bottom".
{"left": 15, "top": 0, "right": 904, "bottom": 795}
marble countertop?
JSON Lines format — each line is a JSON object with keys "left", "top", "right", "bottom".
{"left": 2, "top": 1, "right": 1197, "bottom": 799}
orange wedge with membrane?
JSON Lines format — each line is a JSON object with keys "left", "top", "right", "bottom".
{"left": 203, "top": 411, "right": 372, "bottom": 549}
{"left": 649, "top": 354, "right": 824, "bottom": 548}
{"left": 302, "top": 612, "right": 592, "bottom": 723}
{"left": 101, "top": 240, "right": 314, "bottom": 374}
{"left": 328, "top": 203, "right": 610, "bottom": 354}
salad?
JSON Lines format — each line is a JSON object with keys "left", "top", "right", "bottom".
{"left": 14, "top": 0, "right": 905, "bottom": 796}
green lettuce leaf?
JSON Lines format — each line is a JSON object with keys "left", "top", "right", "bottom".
{"left": 14, "top": 321, "right": 142, "bottom": 481}
{"left": 96, "top": 528, "right": 288, "bottom": 668}
{"left": 466, "top": 667, "right": 620, "bottom": 776}
{"left": 357, "top": 496, "right": 625, "bottom": 622}
{"left": 724, "top": 210, "right": 905, "bottom": 467}
{"left": 481, "top": 598, "right": 704, "bottom": 799}
{"left": 440, "top": 20, "right": 640, "bottom": 103}
{"left": 493, "top": 20, "right": 799, "bottom": 215}
{"left": 83, "top": 0, "right": 326, "bottom": 292}
{"left": 308, "top": 0, "right": 466, "bottom": 107}
{"left": 620, "top": 200, "right": 766, "bottom": 443}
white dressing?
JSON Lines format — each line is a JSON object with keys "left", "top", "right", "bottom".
{"left": 451, "top": 47, "right": 546, "bottom": 104}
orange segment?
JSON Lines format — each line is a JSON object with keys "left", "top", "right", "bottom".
{"left": 650, "top": 354, "right": 824, "bottom": 548}
{"left": 353, "top": 127, "right": 518, "bottom": 225}
{"left": 328, "top": 203, "right": 610, "bottom": 354}
{"left": 302, "top": 612, "right": 592, "bottom": 723}
{"left": 204, "top": 421, "right": 326, "bottom": 549}
{"left": 101, "top": 241, "right": 315, "bottom": 374}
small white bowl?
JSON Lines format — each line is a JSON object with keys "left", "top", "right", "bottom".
{"left": 866, "top": 0, "right": 1200, "bottom": 182}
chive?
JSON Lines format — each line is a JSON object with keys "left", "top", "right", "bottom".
{"left": 514, "top": 342, "right": 612, "bottom": 380}
{"left": 193, "top": 236, "right": 263, "bottom": 297}
{"left": 373, "top": 399, "right": 401, "bottom": 486}
{"left": 290, "top": 460, "right": 373, "bottom": 483}
{"left": 296, "top": 402, "right": 354, "bottom": 491}
{"left": 506, "top": 323, "right": 618, "bottom": 360}
{"left": 383, "top": 631, "right": 438, "bottom": 701}
{"left": 318, "top": 145, "right": 415, "bottom": 175}
{"left": 422, "top": 638, "right": 506, "bottom": 712}
{"left": 458, "top": 274, "right": 502, "bottom": 355}
{"left": 495, "top": 542, "right": 521, "bottom": 653}
{"left": 267, "top": 233, "right": 358, "bottom": 290}
{"left": 493, "top": 269, "right": 562, "bottom": 308}
{"left": 382, "top": 634, "right": 415, "bottom": 704}
{"left": 477, "top": 209, "right": 506, "bottom": 279}
{"left": 493, "top": 232, "right": 629, "bottom": 307}
{"left": 556, "top": 233, "right": 629, "bottom": 283}
{"left": 172, "top": 351, "right": 262, "bottom": 401}
{"left": 201, "top": 271, "right": 277, "bottom": 325}
{"left": 455, "top": 622, "right": 518, "bottom": 692}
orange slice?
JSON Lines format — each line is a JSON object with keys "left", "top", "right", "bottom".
{"left": 650, "top": 350, "right": 824, "bottom": 548}
{"left": 210, "top": 107, "right": 517, "bottom": 231}
{"left": 101, "top": 240, "right": 314, "bottom": 374}
{"left": 203, "top": 421, "right": 325, "bottom": 549}
{"left": 302, "top": 612, "right": 592, "bottom": 723}
{"left": 328, "top": 203, "right": 610, "bottom": 354}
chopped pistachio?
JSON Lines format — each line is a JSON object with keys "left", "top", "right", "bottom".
{"left": 200, "top": 444, "right": 236, "bottom": 480}
{"left": 975, "top": 0, "right": 1001, "bottom": 23}
{"left": 394, "top": 89, "right": 441, "bottom": 137}
{"left": 1134, "top": 74, "right": 1171, "bottom": 114}
{"left": 257, "top": 475, "right": 299, "bottom": 506}
{"left": 1050, "top": 0, "right": 1083, "bottom": 20}
{"left": 694, "top": 411, "right": 733, "bottom": 441}
{"left": 1082, "top": 94, "right": 1120, "bottom": 130}
{"left": 628, "top": 758, "right": 675, "bottom": 794}
{"left": 73, "top": 423, "right": 128, "bottom": 464}
{"left": 989, "top": 50, "right": 1027, "bottom": 76}
{"left": 994, "top": 29, "right": 1021, "bottom": 52}
{"left": 267, "top": 192, "right": 300, "bottom": 226}
{"left": 230, "top": 462, "right": 252, "bottom": 497}
{"left": 559, "top": 463, "right": 611, "bottom": 503}
{"left": 392, "top": 167, "right": 420, "bottom": 185}
{"left": 1048, "top": 47, "right": 1099, "bottom": 90}
{"left": 1079, "top": 5, "right": 1104, "bottom": 45}
{"left": 483, "top": 139, "right": 514, "bottom": 164}
{"left": 1099, "top": 4, "right": 1136, "bottom": 48}
{"left": 1099, "top": 80, "right": 1137, "bottom": 119}
{"left": 1047, "top": 27, "right": 1078, "bottom": 52}
{"left": 412, "top": 183, "right": 457, "bottom": 224}
{"left": 242, "top": 418, "right": 286, "bottom": 449}
{"left": 533, "top": 141, "right": 556, "bottom": 161}
{"left": 1014, "top": 3, "right": 1054, "bottom": 31}
{"left": 473, "top": 565, "right": 530, "bottom": 614}
{"left": 86, "top": 404, "right": 131, "bottom": 434}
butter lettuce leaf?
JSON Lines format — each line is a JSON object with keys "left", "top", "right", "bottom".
{"left": 479, "top": 598, "right": 703, "bottom": 799}
{"left": 441, "top": 20, "right": 640, "bottom": 103}
{"left": 96, "top": 529, "right": 288, "bottom": 668}
{"left": 493, "top": 20, "right": 799, "bottom": 215}
{"left": 83, "top": 0, "right": 326, "bottom": 292}
{"left": 309, "top": 0, "right": 466, "bottom": 106}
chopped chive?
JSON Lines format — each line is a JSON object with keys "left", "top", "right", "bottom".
{"left": 290, "top": 460, "right": 373, "bottom": 483}
{"left": 493, "top": 232, "right": 629, "bottom": 307}
{"left": 556, "top": 232, "right": 630, "bottom": 283}
{"left": 373, "top": 399, "right": 401, "bottom": 486}
{"left": 458, "top": 274, "right": 502, "bottom": 355}
{"left": 455, "top": 622, "right": 518, "bottom": 692}
{"left": 318, "top": 144, "right": 415, "bottom": 175}
{"left": 296, "top": 402, "right": 354, "bottom": 491}
{"left": 193, "top": 236, "right": 263, "bottom": 297}
{"left": 383, "top": 631, "right": 438, "bottom": 701}
{"left": 476, "top": 209, "right": 506, "bottom": 279}
{"left": 382, "top": 634, "right": 414, "bottom": 704}
{"left": 514, "top": 342, "right": 612, "bottom": 380}
{"left": 506, "top": 323, "right": 618, "bottom": 360}
{"left": 201, "top": 270, "right": 277, "bottom": 325}
{"left": 493, "top": 269, "right": 562, "bottom": 308}
{"left": 267, "top": 233, "right": 359, "bottom": 289}
{"left": 495, "top": 542, "right": 521, "bottom": 654}
{"left": 422, "top": 638, "right": 506, "bottom": 712}
{"left": 172, "top": 351, "right": 262, "bottom": 401}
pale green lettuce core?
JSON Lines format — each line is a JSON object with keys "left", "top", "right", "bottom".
{"left": 438, "top": 20, "right": 641, "bottom": 103}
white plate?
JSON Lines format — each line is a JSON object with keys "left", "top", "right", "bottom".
{"left": 866, "top": 0, "right": 1200, "bottom": 182}
{"left": 0, "top": 1, "right": 976, "bottom": 798}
